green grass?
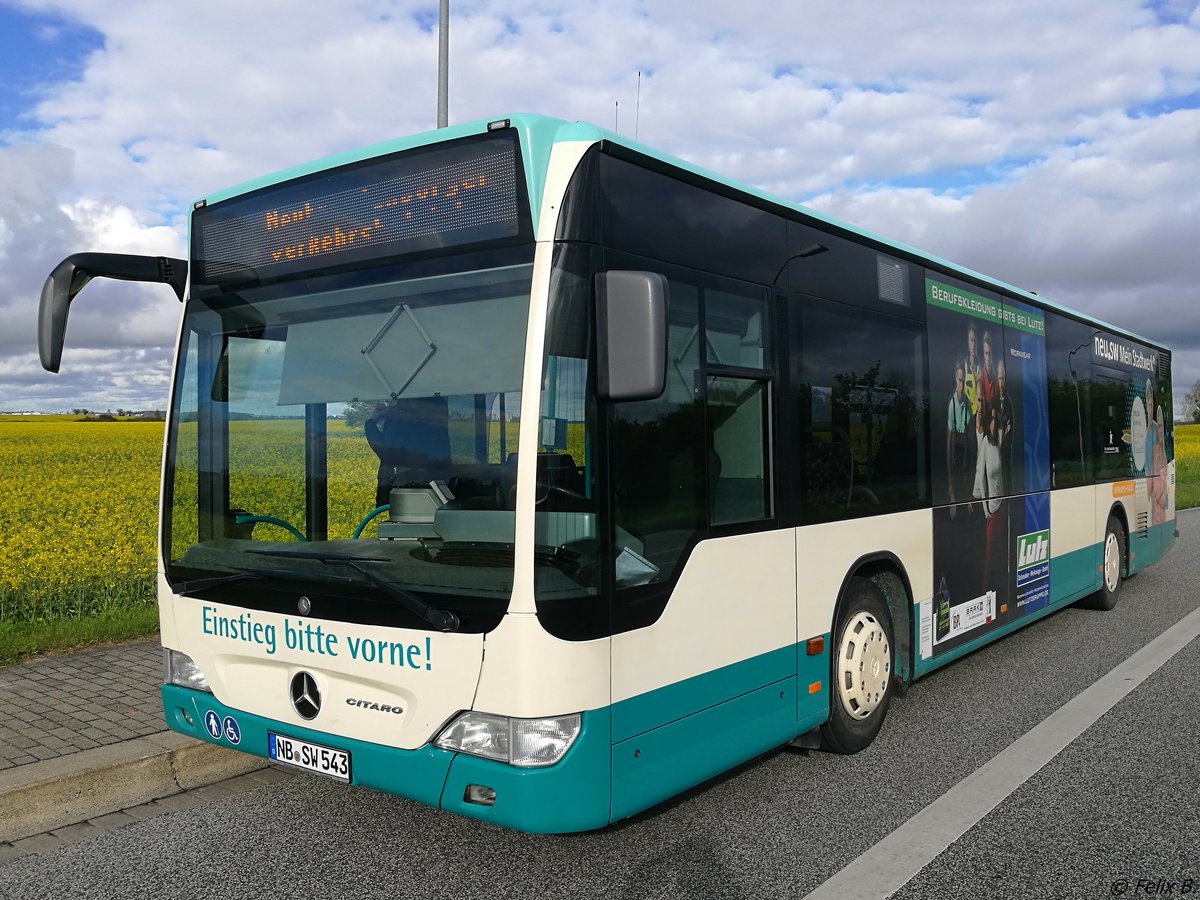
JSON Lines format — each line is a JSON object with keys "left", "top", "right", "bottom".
{"left": 0, "top": 603, "right": 158, "bottom": 664}
{"left": 1175, "top": 424, "right": 1200, "bottom": 510}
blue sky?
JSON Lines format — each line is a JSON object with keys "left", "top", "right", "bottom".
{"left": 0, "top": 0, "right": 1198, "bottom": 412}
{"left": 0, "top": 5, "right": 101, "bottom": 130}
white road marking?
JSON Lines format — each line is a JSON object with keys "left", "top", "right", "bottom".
{"left": 806, "top": 601, "right": 1200, "bottom": 900}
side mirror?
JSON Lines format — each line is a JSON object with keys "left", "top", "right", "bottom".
{"left": 39, "top": 252, "right": 188, "bottom": 373}
{"left": 595, "top": 270, "right": 668, "bottom": 402}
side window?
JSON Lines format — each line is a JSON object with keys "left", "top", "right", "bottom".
{"left": 1092, "top": 370, "right": 1130, "bottom": 481}
{"left": 1159, "top": 360, "right": 1173, "bottom": 463}
{"left": 609, "top": 280, "right": 705, "bottom": 588}
{"left": 795, "top": 303, "right": 928, "bottom": 523}
{"left": 608, "top": 265, "right": 774, "bottom": 607}
{"left": 598, "top": 153, "right": 786, "bottom": 284}
{"left": 705, "top": 285, "right": 771, "bottom": 526}
{"left": 168, "top": 334, "right": 201, "bottom": 561}
{"left": 534, "top": 243, "right": 605, "bottom": 641}
{"left": 1045, "top": 313, "right": 1093, "bottom": 488}
{"left": 705, "top": 288, "right": 768, "bottom": 370}
{"left": 708, "top": 376, "right": 769, "bottom": 525}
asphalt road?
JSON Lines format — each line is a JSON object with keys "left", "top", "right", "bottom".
{"left": 3, "top": 510, "right": 1198, "bottom": 900}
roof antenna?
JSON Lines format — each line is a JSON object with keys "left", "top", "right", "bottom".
{"left": 635, "top": 71, "right": 641, "bottom": 141}
{"left": 614, "top": 100, "right": 619, "bottom": 133}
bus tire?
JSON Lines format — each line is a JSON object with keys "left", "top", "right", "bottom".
{"left": 820, "top": 577, "right": 895, "bottom": 755}
{"left": 1080, "top": 515, "right": 1125, "bottom": 611}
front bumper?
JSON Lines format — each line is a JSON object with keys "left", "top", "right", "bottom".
{"left": 161, "top": 684, "right": 612, "bottom": 833}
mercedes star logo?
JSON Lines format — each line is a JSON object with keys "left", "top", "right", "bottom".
{"left": 290, "top": 671, "right": 321, "bottom": 720}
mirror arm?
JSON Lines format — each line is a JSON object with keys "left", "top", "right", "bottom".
{"left": 39, "top": 252, "right": 188, "bottom": 373}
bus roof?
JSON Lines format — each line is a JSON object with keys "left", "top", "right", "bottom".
{"left": 193, "top": 112, "right": 1165, "bottom": 352}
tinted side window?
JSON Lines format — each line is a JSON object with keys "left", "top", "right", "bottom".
{"left": 609, "top": 277, "right": 706, "bottom": 592}
{"left": 786, "top": 220, "right": 924, "bottom": 321}
{"left": 1045, "top": 312, "right": 1092, "bottom": 487}
{"left": 597, "top": 153, "right": 786, "bottom": 284}
{"left": 1159, "top": 355, "right": 1174, "bottom": 463}
{"left": 534, "top": 244, "right": 605, "bottom": 641}
{"left": 793, "top": 302, "right": 928, "bottom": 523}
{"left": 1090, "top": 332, "right": 1165, "bottom": 484}
{"left": 708, "top": 376, "right": 770, "bottom": 525}
{"left": 1092, "top": 369, "right": 1130, "bottom": 481}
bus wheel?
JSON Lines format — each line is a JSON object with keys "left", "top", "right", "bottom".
{"left": 1080, "top": 515, "right": 1124, "bottom": 611}
{"left": 821, "top": 577, "right": 895, "bottom": 755}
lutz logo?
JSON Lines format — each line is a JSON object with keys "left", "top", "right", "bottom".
{"left": 1017, "top": 530, "right": 1050, "bottom": 570}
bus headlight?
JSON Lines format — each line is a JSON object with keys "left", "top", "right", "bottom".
{"left": 435, "top": 712, "right": 581, "bottom": 767}
{"left": 165, "top": 649, "right": 211, "bottom": 693}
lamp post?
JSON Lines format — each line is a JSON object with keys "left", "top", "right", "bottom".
{"left": 437, "top": 0, "right": 449, "bottom": 128}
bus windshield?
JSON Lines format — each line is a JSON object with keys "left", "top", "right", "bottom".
{"left": 164, "top": 260, "right": 533, "bottom": 633}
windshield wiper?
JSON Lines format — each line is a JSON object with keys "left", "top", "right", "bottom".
{"left": 249, "top": 549, "right": 460, "bottom": 632}
{"left": 172, "top": 565, "right": 354, "bottom": 597}
{"left": 172, "top": 572, "right": 258, "bottom": 597}
{"left": 240, "top": 565, "right": 356, "bottom": 586}
{"left": 248, "top": 548, "right": 391, "bottom": 563}
{"left": 339, "top": 559, "right": 460, "bottom": 633}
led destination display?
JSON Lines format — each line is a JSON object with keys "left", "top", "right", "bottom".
{"left": 192, "top": 132, "right": 527, "bottom": 285}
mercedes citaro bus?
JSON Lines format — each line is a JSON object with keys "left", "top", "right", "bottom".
{"left": 39, "top": 114, "right": 1175, "bottom": 832}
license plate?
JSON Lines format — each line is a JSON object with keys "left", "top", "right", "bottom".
{"left": 268, "top": 732, "right": 351, "bottom": 782}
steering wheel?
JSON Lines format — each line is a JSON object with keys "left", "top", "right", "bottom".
{"left": 534, "top": 482, "right": 590, "bottom": 510}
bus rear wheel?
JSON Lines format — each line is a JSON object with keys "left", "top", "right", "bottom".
{"left": 820, "top": 577, "right": 895, "bottom": 755}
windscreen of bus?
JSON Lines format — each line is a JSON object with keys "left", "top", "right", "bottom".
{"left": 163, "top": 260, "right": 534, "bottom": 634}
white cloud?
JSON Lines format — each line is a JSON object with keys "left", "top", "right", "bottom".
{"left": 1, "top": 0, "right": 1199, "bottom": 410}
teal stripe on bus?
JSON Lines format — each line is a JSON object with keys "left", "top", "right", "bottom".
{"left": 1130, "top": 520, "right": 1174, "bottom": 573}
{"left": 611, "top": 643, "right": 800, "bottom": 743}
{"left": 611, "top": 677, "right": 823, "bottom": 822}
{"left": 606, "top": 638, "right": 831, "bottom": 822}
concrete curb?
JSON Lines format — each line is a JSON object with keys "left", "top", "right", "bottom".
{"left": 0, "top": 732, "right": 265, "bottom": 843}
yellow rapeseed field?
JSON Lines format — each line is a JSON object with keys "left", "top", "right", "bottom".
{"left": 0, "top": 417, "right": 162, "bottom": 622}
{"left": 1174, "top": 423, "right": 1200, "bottom": 509}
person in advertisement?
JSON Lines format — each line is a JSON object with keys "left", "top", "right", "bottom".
{"left": 947, "top": 354, "right": 972, "bottom": 505}
{"left": 965, "top": 323, "right": 981, "bottom": 415}
{"left": 996, "top": 359, "right": 1015, "bottom": 489}
{"left": 979, "top": 330, "right": 998, "bottom": 410}
{"left": 974, "top": 393, "right": 1007, "bottom": 599}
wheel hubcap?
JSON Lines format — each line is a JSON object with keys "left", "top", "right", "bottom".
{"left": 1104, "top": 532, "right": 1121, "bottom": 593}
{"left": 836, "top": 611, "right": 891, "bottom": 720}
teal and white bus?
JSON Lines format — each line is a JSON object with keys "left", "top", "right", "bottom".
{"left": 40, "top": 114, "right": 1176, "bottom": 833}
